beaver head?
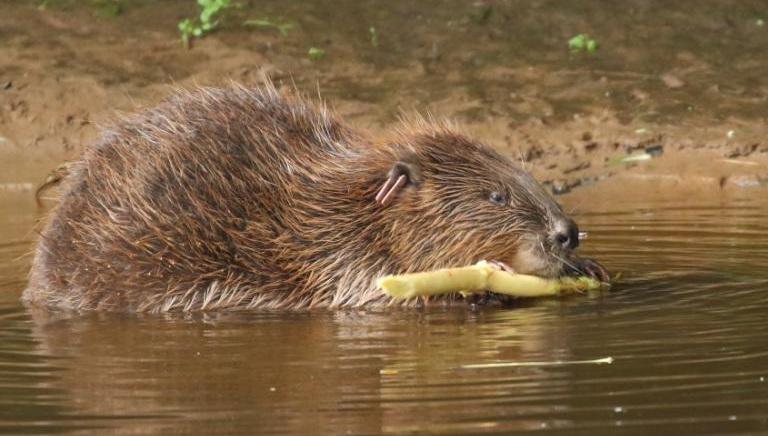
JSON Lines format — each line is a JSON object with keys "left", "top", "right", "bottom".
{"left": 371, "top": 128, "right": 608, "bottom": 282}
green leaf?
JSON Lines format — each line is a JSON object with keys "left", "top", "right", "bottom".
{"left": 308, "top": 47, "right": 326, "bottom": 60}
{"left": 178, "top": 0, "right": 231, "bottom": 46}
{"left": 178, "top": 18, "right": 191, "bottom": 32}
{"left": 586, "top": 39, "right": 598, "bottom": 53}
{"left": 568, "top": 34, "right": 586, "bottom": 51}
{"left": 568, "top": 33, "right": 598, "bottom": 54}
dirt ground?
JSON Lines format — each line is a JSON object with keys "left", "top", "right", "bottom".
{"left": 1, "top": 0, "right": 767, "bottom": 204}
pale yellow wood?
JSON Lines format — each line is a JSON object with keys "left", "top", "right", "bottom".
{"left": 378, "top": 261, "right": 603, "bottom": 300}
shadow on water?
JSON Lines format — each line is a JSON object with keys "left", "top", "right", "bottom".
{"left": 1, "top": 189, "right": 767, "bottom": 434}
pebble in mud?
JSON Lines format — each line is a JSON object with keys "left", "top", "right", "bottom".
{"left": 583, "top": 142, "right": 598, "bottom": 152}
{"left": 551, "top": 179, "right": 581, "bottom": 195}
{"left": 644, "top": 144, "right": 664, "bottom": 157}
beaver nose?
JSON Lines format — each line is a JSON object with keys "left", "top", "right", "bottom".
{"left": 552, "top": 220, "right": 579, "bottom": 250}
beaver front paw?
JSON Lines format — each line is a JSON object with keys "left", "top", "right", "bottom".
{"left": 566, "top": 257, "right": 610, "bottom": 282}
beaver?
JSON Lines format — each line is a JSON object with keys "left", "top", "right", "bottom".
{"left": 23, "top": 83, "right": 608, "bottom": 312}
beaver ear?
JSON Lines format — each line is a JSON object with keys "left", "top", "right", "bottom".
{"left": 375, "top": 160, "right": 421, "bottom": 206}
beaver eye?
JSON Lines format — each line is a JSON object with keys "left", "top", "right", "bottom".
{"left": 488, "top": 191, "right": 506, "bottom": 206}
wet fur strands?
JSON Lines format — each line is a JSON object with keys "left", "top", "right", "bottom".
{"left": 24, "top": 83, "right": 607, "bottom": 312}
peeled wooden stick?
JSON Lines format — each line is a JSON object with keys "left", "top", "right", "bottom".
{"left": 378, "top": 261, "right": 604, "bottom": 299}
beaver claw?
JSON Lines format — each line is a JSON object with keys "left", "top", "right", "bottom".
{"left": 566, "top": 257, "right": 611, "bottom": 283}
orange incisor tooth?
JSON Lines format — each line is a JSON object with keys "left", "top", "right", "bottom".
{"left": 375, "top": 176, "right": 395, "bottom": 204}
{"left": 380, "top": 175, "right": 407, "bottom": 206}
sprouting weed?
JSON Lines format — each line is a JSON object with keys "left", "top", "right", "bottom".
{"left": 568, "top": 33, "right": 598, "bottom": 54}
{"left": 369, "top": 26, "right": 378, "bottom": 47}
{"left": 178, "top": 0, "right": 231, "bottom": 48}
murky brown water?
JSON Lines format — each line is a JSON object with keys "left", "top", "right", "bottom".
{"left": 2, "top": 191, "right": 767, "bottom": 434}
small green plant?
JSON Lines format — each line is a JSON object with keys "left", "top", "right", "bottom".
{"left": 473, "top": 4, "right": 494, "bottom": 24}
{"left": 308, "top": 47, "right": 326, "bottom": 61}
{"left": 369, "top": 26, "right": 378, "bottom": 47}
{"left": 243, "top": 17, "right": 296, "bottom": 36}
{"left": 39, "top": 0, "right": 121, "bottom": 15}
{"left": 568, "top": 33, "right": 598, "bottom": 54}
{"left": 178, "top": 0, "right": 231, "bottom": 48}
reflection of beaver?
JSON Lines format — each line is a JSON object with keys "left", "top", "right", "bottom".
{"left": 24, "top": 83, "right": 608, "bottom": 312}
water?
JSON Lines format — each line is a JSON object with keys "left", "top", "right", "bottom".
{"left": 2, "top": 191, "right": 767, "bottom": 435}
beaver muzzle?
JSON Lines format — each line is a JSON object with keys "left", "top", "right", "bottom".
{"left": 548, "top": 219, "right": 610, "bottom": 282}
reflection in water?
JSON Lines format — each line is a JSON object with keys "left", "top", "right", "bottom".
{"left": 17, "top": 307, "right": 577, "bottom": 434}
{"left": 1, "top": 192, "right": 767, "bottom": 434}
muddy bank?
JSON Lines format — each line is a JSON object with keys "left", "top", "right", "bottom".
{"left": 1, "top": 0, "right": 767, "bottom": 200}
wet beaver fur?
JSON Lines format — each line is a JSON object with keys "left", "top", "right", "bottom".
{"left": 24, "top": 83, "right": 608, "bottom": 312}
